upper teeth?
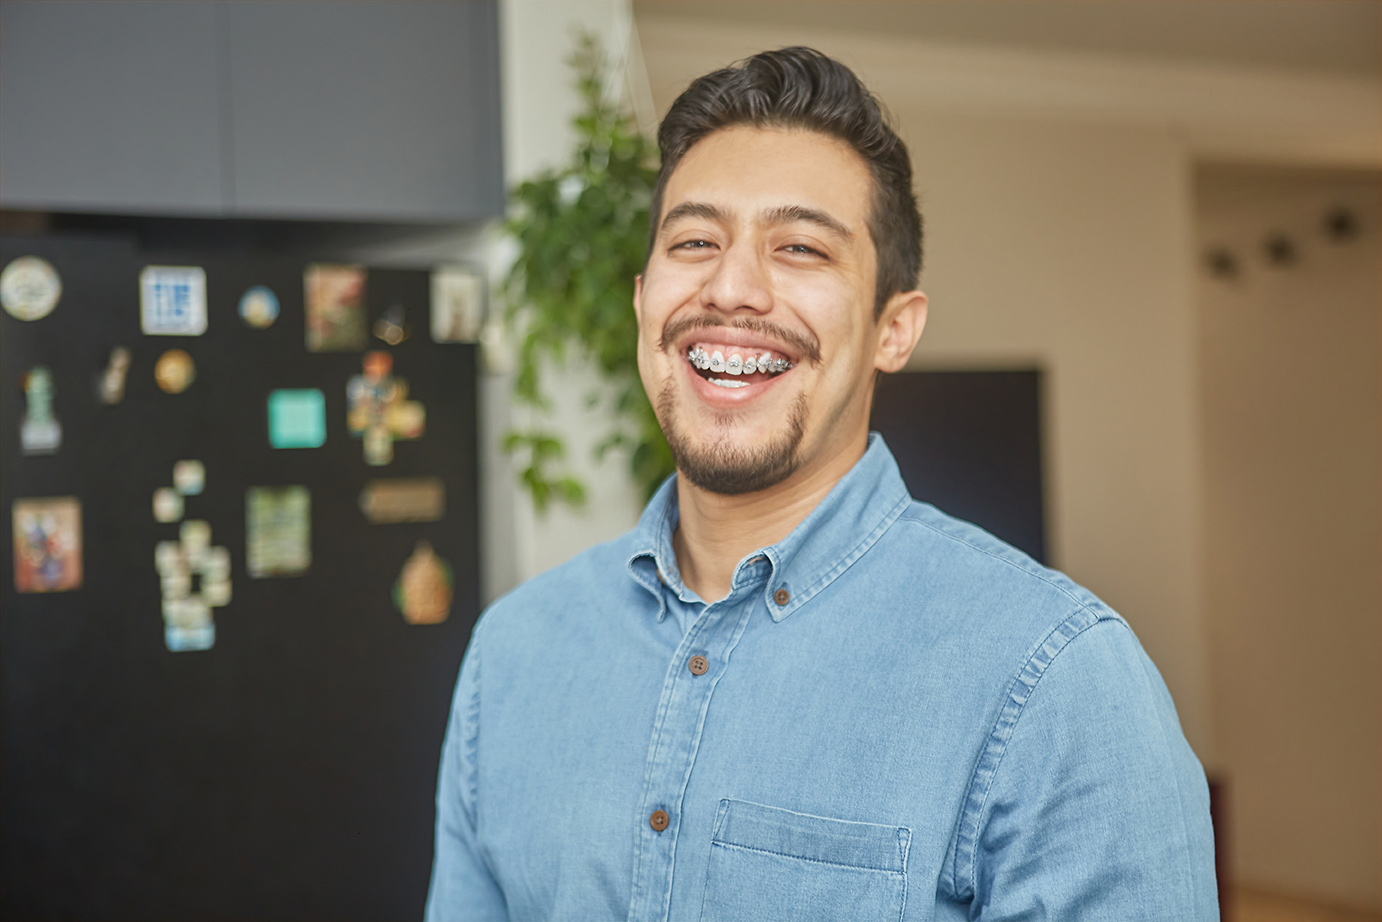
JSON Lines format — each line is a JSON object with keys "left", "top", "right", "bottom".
{"left": 687, "top": 347, "right": 792, "bottom": 376}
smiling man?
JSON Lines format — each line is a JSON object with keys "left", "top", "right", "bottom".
{"left": 426, "top": 48, "right": 1217, "bottom": 922}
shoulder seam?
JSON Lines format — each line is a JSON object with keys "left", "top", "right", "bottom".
{"left": 948, "top": 607, "right": 1126, "bottom": 899}
{"left": 899, "top": 508, "right": 1090, "bottom": 611}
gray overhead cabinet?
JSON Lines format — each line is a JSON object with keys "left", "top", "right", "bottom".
{"left": 0, "top": 0, "right": 503, "bottom": 222}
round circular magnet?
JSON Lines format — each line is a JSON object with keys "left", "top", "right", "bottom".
{"left": 1, "top": 256, "right": 62, "bottom": 321}
{"left": 155, "top": 349, "right": 196, "bottom": 394}
{"left": 238, "top": 285, "right": 279, "bottom": 328}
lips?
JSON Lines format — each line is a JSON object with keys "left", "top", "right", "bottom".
{"left": 663, "top": 319, "right": 808, "bottom": 403}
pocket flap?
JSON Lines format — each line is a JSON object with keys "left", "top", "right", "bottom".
{"left": 712, "top": 799, "right": 910, "bottom": 873}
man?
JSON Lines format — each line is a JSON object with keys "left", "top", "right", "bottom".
{"left": 427, "top": 48, "right": 1217, "bottom": 921}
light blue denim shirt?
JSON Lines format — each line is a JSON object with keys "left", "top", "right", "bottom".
{"left": 426, "top": 435, "right": 1217, "bottom": 921}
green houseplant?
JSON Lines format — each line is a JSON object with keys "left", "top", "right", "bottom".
{"left": 501, "top": 32, "right": 673, "bottom": 511}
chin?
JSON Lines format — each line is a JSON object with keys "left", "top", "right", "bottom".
{"left": 658, "top": 382, "right": 809, "bottom": 496}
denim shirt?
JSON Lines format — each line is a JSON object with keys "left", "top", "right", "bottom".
{"left": 426, "top": 435, "right": 1217, "bottom": 921}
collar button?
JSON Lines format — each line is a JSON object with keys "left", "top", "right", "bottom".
{"left": 774, "top": 588, "right": 790, "bottom": 606}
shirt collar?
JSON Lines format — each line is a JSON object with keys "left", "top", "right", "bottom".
{"left": 626, "top": 433, "right": 913, "bottom": 623}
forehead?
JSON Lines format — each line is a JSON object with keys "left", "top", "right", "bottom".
{"left": 661, "top": 125, "right": 874, "bottom": 230}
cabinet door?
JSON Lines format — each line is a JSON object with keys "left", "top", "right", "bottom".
{"left": 0, "top": 0, "right": 225, "bottom": 215}
{"left": 224, "top": 1, "right": 503, "bottom": 222}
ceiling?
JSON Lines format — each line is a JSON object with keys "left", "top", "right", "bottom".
{"left": 633, "top": 0, "right": 1382, "bottom": 78}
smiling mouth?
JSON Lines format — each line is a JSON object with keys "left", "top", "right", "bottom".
{"left": 686, "top": 346, "right": 795, "bottom": 389}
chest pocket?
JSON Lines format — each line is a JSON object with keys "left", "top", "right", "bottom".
{"left": 698, "top": 799, "right": 911, "bottom": 922}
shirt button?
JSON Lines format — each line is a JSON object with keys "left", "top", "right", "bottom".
{"left": 688, "top": 655, "right": 708, "bottom": 675}
{"left": 774, "top": 588, "right": 790, "bottom": 606}
{"left": 650, "top": 810, "right": 669, "bottom": 832}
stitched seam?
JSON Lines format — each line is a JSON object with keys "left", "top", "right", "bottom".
{"left": 896, "top": 828, "right": 911, "bottom": 922}
{"left": 951, "top": 605, "right": 1104, "bottom": 899}
{"left": 780, "top": 491, "right": 911, "bottom": 617}
{"left": 710, "top": 840, "right": 906, "bottom": 875}
{"left": 460, "top": 619, "right": 486, "bottom": 831}
{"left": 905, "top": 511, "right": 1089, "bottom": 610}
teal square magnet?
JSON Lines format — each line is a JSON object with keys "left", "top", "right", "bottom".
{"left": 268, "top": 389, "right": 326, "bottom": 449}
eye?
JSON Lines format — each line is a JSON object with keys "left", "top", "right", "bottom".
{"left": 671, "top": 239, "right": 715, "bottom": 251}
{"left": 782, "top": 243, "right": 827, "bottom": 259}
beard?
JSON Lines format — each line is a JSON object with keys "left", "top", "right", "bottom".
{"left": 656, "top": 380, "right": 809, "bottom": 495}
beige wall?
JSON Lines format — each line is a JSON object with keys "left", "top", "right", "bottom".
{"left": 1196, "top": 166, "right": 1382, "bottom": 909}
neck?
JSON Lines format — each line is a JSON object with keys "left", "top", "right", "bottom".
{"left": 672, "top": 430, "right": 868, "bottom": 602}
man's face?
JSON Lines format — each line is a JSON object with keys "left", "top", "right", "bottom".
{"left": 635, "top": 125, "right": 920, "bottom": 496}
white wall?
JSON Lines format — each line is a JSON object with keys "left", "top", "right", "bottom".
{"left": 489, "top": 0, "right": 646, "bottom": 599}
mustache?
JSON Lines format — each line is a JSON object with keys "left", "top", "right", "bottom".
{"left": 657, "top": 315, "right": 822, "bottom": 367}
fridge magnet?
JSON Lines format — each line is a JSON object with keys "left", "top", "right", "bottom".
{"left": 246, "top": 486, "right": 311, "bottom": 577}
{"left": 157, "top": 531, "right": 229, "bottom": 653}
{"left": 140, "top": 265, "right": 207, "bottom": 336}
{"left": 180, "top": 519, "right": 212, "bottom": 569}
{"left": 98, "top": 347, "right": 131, "bottom": 405}
{"left": 154, "top": 349, "right": 195, "bottom": 394}
{"left": 164, "top": 598, "right": 214, "bottom": 652}
{"left": 393, "top": 540, "right": 452, "bottom": 625}
{"left": 153, "top": 487, "right": 183, "bottom": 523}
{"left": 304, "top": 264, "right": 367, "bottom": 352}
{"left": 238, "top": 285, "right": 279, "bottom": 329}
{"left": 430, "top": 267, "right": 483, "bottom": 343}
{"left": 1, "top": 255, "right": 61, "bottom": 321}
{"left": 372, "top": 303, "right": 410, "bottom": 346}
{"left": 20, "top": 367, "right": 62, "bottom": 455}
{"left": 267, "top": 389, "right": 326, "bottom": 449}
{"left": 173, "top": 459, "right": 205, "bottom": 495}
{"left": 200, "top": 545, "right": 232, "bottom": 607}
{"left": 346, "top": 351, "right": 424, "bottom": 465}
{"left": 12, "top": 497, "right": 82, "bottom": 592}
{"left": 359, "top": 477, "right": 445, "bottom": 524}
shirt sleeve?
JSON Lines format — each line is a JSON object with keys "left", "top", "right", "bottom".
{"left": 424, "top": 623, "right": 508, "bottom": 922}
{"left": 963, "top": 616, "right": 1219, "bottom": 921}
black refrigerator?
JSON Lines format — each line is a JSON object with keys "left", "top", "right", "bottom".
{"left": 1, "top": 228, "right": 482, "bottom": 921}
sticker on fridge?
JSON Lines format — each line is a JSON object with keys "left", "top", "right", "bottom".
{"left": 394, "top": 540, "right": 452, "bottom": 625}
{"left": 304, "top": 264, "right": 367, "bottom": 352}
{"left": 430, "top": 267, "right": 483, "bottom": 343}
{"left": 246, "top": 486, "right": 311, "bottom": 578}
{"left": 140, "top": 266, "right": 207, "bottom": 335}
{"left": 359, "top": 477, "right": 445, "bottom": 524}
{"left": 98, "top": 347, "right": 131, "bottom": 405}
{"left": 154, "top": 349, "right": 195, "bottom": 394}
{"left": 13, "top": 497, "right": 82, "bottom": 592}
{"left": 347, "top": 351, "right": 424, "bottom": 465}
{"left": 20, "top": 367, "right": 61, "bottom": 455}
{"left": 267, "top": 389, "right": 326, "bottom": 449}
{"left": 1, "top": 256, "right": 61, "bottom": 321}
{"left": 238, "top": 286, "right": 279, "bottom": 329}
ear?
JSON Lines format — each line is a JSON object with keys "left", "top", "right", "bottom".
{"left": 874, "top": 290, "right": 928, "bottom": 373}
{"left": 634, "top": 274, "right": 645, "bottom": 325}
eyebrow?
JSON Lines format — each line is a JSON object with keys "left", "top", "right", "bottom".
{"left": 659, "top": 201, "right": 727, "bottom": 235}
{"left": 659, "top": 201, "right": 854, "bottom": 243}
{"left": 762, "top": 204, "right": 853, "bottom": 242}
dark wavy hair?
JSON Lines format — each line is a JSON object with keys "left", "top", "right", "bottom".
{"left": 650, "top": 47, "right": 922, "bottom": 318}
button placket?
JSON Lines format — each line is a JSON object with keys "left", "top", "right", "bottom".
{"left": 626, "top": 594, "right": 756, "bottom": 922}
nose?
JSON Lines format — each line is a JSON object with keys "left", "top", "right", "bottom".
{"left": 700, "top": 240, "right": 772, "bottom": 315}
